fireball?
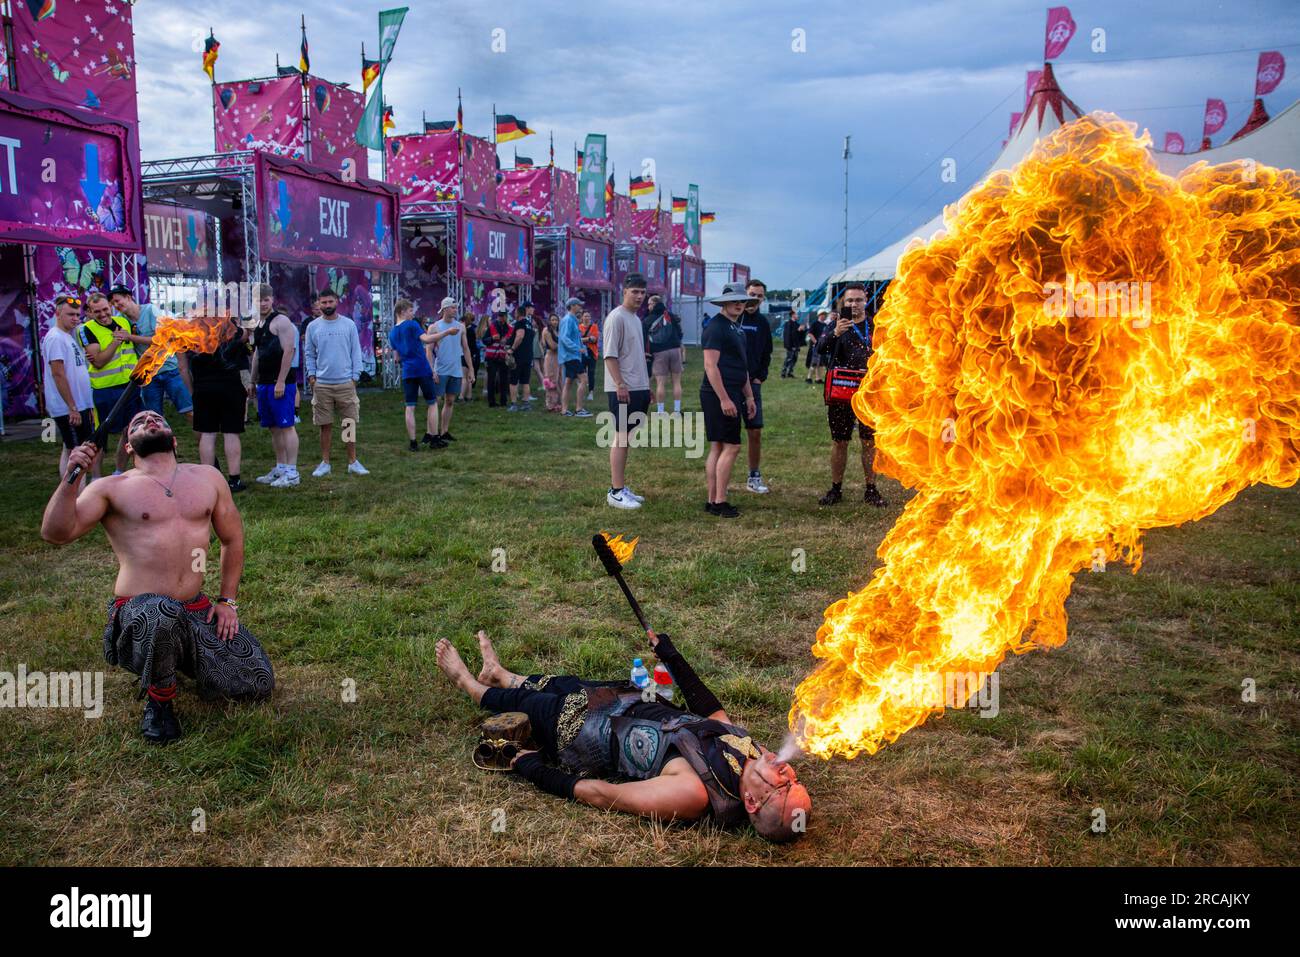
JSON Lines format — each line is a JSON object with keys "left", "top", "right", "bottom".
{"left": 791, "top": 114, "right": 1300, "bottom": 759}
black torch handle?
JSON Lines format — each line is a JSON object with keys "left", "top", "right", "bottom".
{"left": 611, "top": 567, "right": 651, "bottom": 633}
{"left": 65, "top": 378, "right": 141, "bottom": 485}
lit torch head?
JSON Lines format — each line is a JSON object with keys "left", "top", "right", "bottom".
{"left": 131, "top": 309, "right": 237, "bottom": 386}
{"left": 791, "top": 114, "right": 1300, "bottom": 760}
{"left": 600, "top": 532, "right": 639, "bottom": 566}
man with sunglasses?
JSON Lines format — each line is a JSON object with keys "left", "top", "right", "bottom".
{"left": 43, "top": 293, "right": 97, "bottom": 479}
{"left": 40, "top": 409, "right": 274, "bottom": 744}
{"left": 436, "top": 629, "right": 811, "bottom": 842}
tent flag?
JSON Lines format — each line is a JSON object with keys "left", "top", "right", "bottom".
{"left": 699, "top": 210, "right": 716, "bottom": 224}
{"left": 577, "top": 133, "right": 607, "bottom": 219}
{"left": 684, "top": 184, "right": 700, "bottom": 245}
{"left": 1025, "top": 69, "right": 1043, "bottom": 109}
{"left": 362, "top": 52, "right": 382, "bottom": 95}
{"left": 576, "top": 149, "right": 584, "bottom": 173}
{"left": 1164, "top": 132, "right": 1185, "bottom": 153}
{"left": 496, "top": 114, "right": 533, "bottom": 142}
{"left": 202, "top": 31, "right": 220, "bottom": 83}
{"left": 425, "top": 119, "right": 454, "bottom": 132}
{"left": 299, "top": 16, "right": 310, "bottom": 74}
{"left": 1256, "top": 51, "right": 1285, "bottom": 96}
{"left": 355, "top": 7, "right": 408, "bottom": 151}
{"left": 671, "top": 196, "right": 687, "bottom": 214}
{"left": 1044, "top": 7, "right": 1076, "bottom": 60}
{"left": 629, "top": 174, "right": 654, "bottom": 197}
{"left": 1203, "top": 98, "right": 1227, "bottom": 137}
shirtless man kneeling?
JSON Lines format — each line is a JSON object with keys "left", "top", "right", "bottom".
{"left": 41, "top": 410, "right": 274, "bottom": 744}
{"left": 436, "top": 629, "right": 811, "bottom": 842}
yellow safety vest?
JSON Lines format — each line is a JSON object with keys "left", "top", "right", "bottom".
{"left": 81, "top": 315, "right": 139, "bottom": 389}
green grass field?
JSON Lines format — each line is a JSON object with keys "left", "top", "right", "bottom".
{"left": 1, "top": 364, "right": 1296, "bottom": 866}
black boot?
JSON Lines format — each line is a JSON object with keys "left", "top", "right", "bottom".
{"left": 141, "top": 697, "right": 182, "bottom": 745}
{"left": 864, "top": 484, "right": 887, "bottom": 508}
{"left": 819, "top": 485, "right": 843, "bottom": 506}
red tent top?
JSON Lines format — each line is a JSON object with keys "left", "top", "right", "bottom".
{"left": 1229, "top": 98, "right": 1271, "bottom": 142}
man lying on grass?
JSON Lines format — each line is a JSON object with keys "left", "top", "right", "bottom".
{"left": 436, "top": 630, "right": 811, "bottom": 842}
{"left": 41, "top": 410, "right": 274, "bottom": 744}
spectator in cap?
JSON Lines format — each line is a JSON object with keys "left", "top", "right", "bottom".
{"left": 109, "top": 285, "right": 194, "bottom": 428}
{"left": 558, "top": 297, "right": 592, "bottom": 417}
{"left": 430, "top": 297, "right": 472, "bottom": 443}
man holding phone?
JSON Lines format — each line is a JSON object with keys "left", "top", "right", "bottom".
{"left": 816, "top": 283, "right": 886, "bottom": 507}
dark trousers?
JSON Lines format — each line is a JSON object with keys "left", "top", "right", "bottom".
{"left": 782, "top": 347, "right": 801, "bottom": 376}
{"left": 486, "top": 359, "right": 510, "bottom": 407}
{"left": 481, "top": 675, "right": 625, "bottom": 758}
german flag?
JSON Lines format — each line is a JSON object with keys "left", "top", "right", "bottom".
{"left": 629, "top": 175, "right": 654, "bottom": 198}
{"left": 361, "top": 57, "right": 382, "bottom": 95}
{"left": 382, "top": 104, "right": 395, "bottom": 134}
{"left": 605, "top": 173, "right": 615, "bottom": 204}
{"left": 299, "top": 20, "right": 310, "bottom": 74}
{"left": 457, "top": 89, "right": 463, "bottom": 132}
{"left": 202, "top": 32, "right": 220, "bottom": 83}
{"left": 515, "top": 155, "right": 534, "bottom": 169}
{"left": 671, "top": 196, "right": 687, "bottom": 214}
{"left": 575, "top": 150, "right": 583, "bottom": 174}
{"left": 495, "top": 114, "right": 533, "bottom": 142}
{"left": 425, "top": 119, "right": 455, "bottom": 133}
{"left": 699, "top": 211, "right": 716, "bottom": 224}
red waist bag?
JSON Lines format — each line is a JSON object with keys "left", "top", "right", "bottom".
{"left": 823, "top": 367, "right": 866, "bottom": 404}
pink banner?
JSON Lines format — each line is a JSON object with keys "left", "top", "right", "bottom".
{"left": 256, "top": 152, "right": 399, "bottom": 272}
{"left": 1026, "top": 70, "right": 1043, "bottom": 109}
{"left": 144, "top": 202, "right": 216, "bottom": 277}
{"left": 497, "top": 168, "right": 552, "bottom": 223}
{"left": 388, "top": 132, "right": 459, "bottom": 204}
{"left": 1203, "top": 98, "right": 1227, "bottom": 136}
{"left": 1256, "top": 51, "right": 1286, "bottom": 96}
{"left": 552, "top": 169, "right": 577, "bottom": 227}
{"left": 461, "top": 134, "right": 497, "bottom": 209}
{"left": 637, "top": 249, "right": 666, "bottom": 293}
{"left": 1044, "top": 7, "right": 1077, "bottom": 61}
{"left": 679, "top": 256, "right": 705, "bottom": 297}
{"left": 611, "top": 194, "right": 635, "bottom": 242}
{"left": 11, "top": 0, "right": 138, "bottom": 121}
{"left": 213, "top": 76, "right": 304, "bottom": 157}
{"left": 307, "top": 79, "right": 368, "bottom": 173}
{"left": 0, "top": 93, "right": 141, "bottom": 252}
{"left": 730, "top": 264, "right": 750, "bottom": 285}
{"left": 460, "top": 207, "right": 532, "bottom": 283}
{"left": 1164, "top": 132, "right": 1185, "bottom": 154}
{"left": 567, "top": 233, "right": 613, "bottom": 289}
{"left": 671, "top": 223, "right": 701, "bottom": 259}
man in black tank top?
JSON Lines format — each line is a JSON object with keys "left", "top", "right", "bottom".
{"left": 248, "top": 284, "right": 301, "bottom": 487}
{"left": 436, "top": 629, "right": 811, "bottom": 842}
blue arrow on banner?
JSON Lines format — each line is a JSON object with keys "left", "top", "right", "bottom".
{"left": 276, "top": 180, "right": 292, "bottom": 231}
{"left": 185, "top": 215, "right": 199, "bottom": 254}
{"left": 373, "top": 200, "right": 385, "bottom": 245}
{"left": 80, "top": 144, "right": 107, "bottom": 209}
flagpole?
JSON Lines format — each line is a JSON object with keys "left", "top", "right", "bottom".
{"left": 300, "top": 15, "right": 311, "bottom": 163}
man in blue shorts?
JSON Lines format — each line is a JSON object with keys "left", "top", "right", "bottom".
{"left": 430, "top": 297, "right": 472, "bottom": 445}
{"left": 385, "top": 298, "right": 441, "bottom": 450}
{"left": 250, "top": 283, "right": 301, "bottom": 488}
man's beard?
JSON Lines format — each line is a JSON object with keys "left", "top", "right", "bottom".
{"left": 132, "top": 429, "right": 176, "bottom": 459}
{"left": 321, "top": 305, "right": 337, "bottom": 316}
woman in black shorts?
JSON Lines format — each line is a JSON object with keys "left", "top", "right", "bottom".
{"left": 699, "top": 285, "right": 757, "bottom": 518}
{"left": 188, "top": 316, "right": 250, "bottom": 492}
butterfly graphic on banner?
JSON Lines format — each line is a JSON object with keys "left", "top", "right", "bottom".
{"left": 57, "top": 248, "right": 106, "bottom": 291}
{"left": 31, "top": 42, "right": 69, "bottom": 83}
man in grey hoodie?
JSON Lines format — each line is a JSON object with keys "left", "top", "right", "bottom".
{"left": 304, "top": 289, "right": 369, "bottom": 477}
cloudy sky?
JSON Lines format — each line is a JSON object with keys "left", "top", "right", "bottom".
{"left": 133, "top": 0, "right": 1299, "bottom": 289}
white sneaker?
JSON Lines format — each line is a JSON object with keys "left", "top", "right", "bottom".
{"left": 311, "top": 461, "right": 331, "bottom": 477}
{"left": 746, "top": 474, "right": 770, "bottom": 494}
{"left": 270, "top": 470, "right": 300, "bottom": 488}
{"left": 623, "top": 486, "right": 646, "bottom": 503}
{"left": 347, "top": 460, "right": 370, "bottom": 476}
{"left": 256, "top": 466, "right": 284, "bottom": 484}
{"left": 607, "top": 488, "right": 642, "bottom": 509}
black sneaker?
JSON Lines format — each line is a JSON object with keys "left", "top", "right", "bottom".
{"left": 420, "top": 433, "right": 438, "bottom": 448}
{"left": 704, "top": 502, "right": 718, "bottom": 515}
{"left": 409, "top": 440, "right": 420, "bottom": 452}
{"left": 864, "top": 485, "right": 887, "bottom": 508}
{"left": 819, "top": 486, "right": 843, "bottom": 506}
{"left": 714, "top": 501, "right": 740, "bottom": 518}
{"left": 141, "top": 697, "right": 182, "bottom": 745}
{"left": 431, "top": 436, "right": 448, "bottom": 449}
{"left": 440, "top": 432, "right": 456, "bottom": 442}
{"left": 227, "top": 478, "right": 248, "bottom": 493}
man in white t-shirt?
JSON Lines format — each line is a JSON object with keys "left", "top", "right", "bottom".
{"left": 602, "top": 273, "right": 650, "bottom": 509}
{"left": 43, "top": 293, "right": 98, "bottom": 480}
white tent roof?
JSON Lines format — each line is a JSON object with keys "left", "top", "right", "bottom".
{"left": 830, "top": 63, "right": 1084, "bottom": 284}
{"left": 832, "top": 66, "right": 1300, "bottom": 286}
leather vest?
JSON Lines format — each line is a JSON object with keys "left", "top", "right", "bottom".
{"left": 558, "top": 686, "right": 752, "bottom": 826}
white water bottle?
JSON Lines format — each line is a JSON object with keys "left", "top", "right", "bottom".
{"left": 630, "top": 658, "right": 650, "bottom": 690}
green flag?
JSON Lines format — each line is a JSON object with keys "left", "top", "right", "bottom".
{"left": 577, "top": 133, "right": 607, "bottom": 219}
{"left": 355, "top": 8, "right": 408, "bottom": 151}
{"left": 684, "top": 184, "right": 700, "bottom": 245}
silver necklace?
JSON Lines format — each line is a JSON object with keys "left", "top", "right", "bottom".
{"left": 144, "top": 465, "right": 180, "bottom": 497}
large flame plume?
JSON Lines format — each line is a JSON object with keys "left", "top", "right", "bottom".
{"left": 132, "top": 311, "right": 236, "bottom": 385}
{"left": 791, "top": 114, "right": 1300, "bottom": 759}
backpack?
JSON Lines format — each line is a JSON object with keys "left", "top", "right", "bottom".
{"left": 648, "top": 313, "right": 677, "bottom": 350}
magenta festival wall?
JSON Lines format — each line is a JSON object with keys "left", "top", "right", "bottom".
{"left": 399, "top": 230, "right": 452, "bottom": 319}
{"left": 567, "top": 234, "right": 612, "bottom": 290}
{"left": 611, "top": 194, "right": 635, "bottom": 243}
{"left": 679, "top": 256, "right": 705, "bottom": 297}
{"left": 629, "top": 208, "right": 667, "bottom": 250}
{"left": 256, "top": 153, "right": 399, "bottom": 272}
{"left": 637, "top": 250, "right": 667, "bottom": 293}
{"left": 269, "top": 262, "right": 377, "bottom": 377}
{"left": 307, "top": 79, "right": 368, "bottom": 173}
{"left": 213, "top": 76, "right": 305, "bottom": 157}
{"left": 144, "top": 202, "right": 216, "bottom": 277}
{"left": 552, "top": 169, "right": 577, "bottom": 227}
{"left": 671, "top": 223, "right": 701, "bottom": 259}
{"left": 496, "top": 168, "right": 552, "bottom": 224}
{"left": 387, "top": 132, "right": 459, "bottom": 204}
{"left": 11, "top": 1, "right": 138, "bottom": 122}
{"left": 460, "top": 208, "right": 532, "bottom": 283}
{"left": 461, "top": 134, "right": 496, "bottom": 210}
{"left": 0, "top": 94, "right": 141, "bottom": 252}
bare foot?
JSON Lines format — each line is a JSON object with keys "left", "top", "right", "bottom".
{"left": 477, "top": 630, "right": 506, "bottom": 686}
{"left": 436, "top": 638, "right": 471, "bottom": 686}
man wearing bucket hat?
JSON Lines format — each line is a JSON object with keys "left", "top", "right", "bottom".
{"left": 699, "top": 283, "right": 757, "bottom": 518}
{"left": 430, "top": 296, "right": 473, "bottom": 444}
{"left": 558, "top": 297, "right": 592, "bottom": 417}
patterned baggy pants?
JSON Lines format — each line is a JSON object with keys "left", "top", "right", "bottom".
{"left": 103, "top": 593, "right": 275, "bottom": 701}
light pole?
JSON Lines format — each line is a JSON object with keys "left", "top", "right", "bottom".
{"left": 842, "top": 135, "right": 852, "bottom": 270}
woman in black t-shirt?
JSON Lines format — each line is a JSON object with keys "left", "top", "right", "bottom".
{"left": 187, "top": 316, "right": 249, "bottom": 488}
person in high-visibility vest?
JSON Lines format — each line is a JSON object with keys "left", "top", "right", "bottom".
{"left": 80, "top": 291, "right": 145, "bottom": 474}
